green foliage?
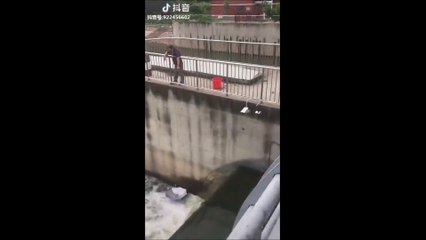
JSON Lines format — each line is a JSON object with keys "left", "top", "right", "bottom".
{"left": 262, "top": 3, "right": 280, "bottom": 22}
{"left": 195, "top": 2, "right": 211, "bottom": 13}
{"left": 192, "top": 14, "right": 213, "bottom": 23}
{"left": 189, "top": 4, "right": 202, "bottom": 14}
{"left": 271, "top": 5, "right": 280, "bottom": 22}
{"left": 224, "top": 0, "right": 229, "bottom": 15}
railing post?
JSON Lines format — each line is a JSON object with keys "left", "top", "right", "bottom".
{"left": 169, "top": 57, "right": 173, "bottom": 83}
{"left": 251, "top": 37, "right": 254, "bottom": 60}
{"left": 257, "top": 40, "right": 261, "bottom": 63}
{"left": 273, "top": 43, "right": 277, "bottom": 66}
{"left": 203, "top": 35, "right": 207, "bottom": 58}
{"left": 209, "top": 36, "right": 212, "bottom": 58}
{"left": 229, "top": 36, "right": 232, "bottom": 61}
{"left": 227, "top": 41, "right": 230, "bottom": 61}
{"left": 260, "top": 68, "right": 265, "bottom": 101}
{"left": 197, "top": 35, "right": 200, "bottom": 57}
{"left": 196, "top": 59, "right": 199, "bottom": 90}
{"left": 225, "top": 63, "right": 229, "bottom": 96}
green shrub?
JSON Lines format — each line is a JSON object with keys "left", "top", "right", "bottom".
{"left": 262, "top": 4, "right": 280, "bottom": 22}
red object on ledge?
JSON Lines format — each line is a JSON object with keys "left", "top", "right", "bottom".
{"left": 212, "top": 77, "right": 223, "bottom": 89}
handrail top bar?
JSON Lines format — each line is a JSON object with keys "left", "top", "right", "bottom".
{"left": 146, "top": 51, "right": 281, "bottom": 70}
{"left": 145, "top": 37, "right": 280, "bottom": 46}
{"left": 211, "top": 14, "right": 267, "bottom": 16}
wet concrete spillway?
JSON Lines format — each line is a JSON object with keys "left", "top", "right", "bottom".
{"left": 145, "top": 80, "right": 280, "bottom": 239}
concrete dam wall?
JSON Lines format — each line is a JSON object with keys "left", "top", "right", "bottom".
{"left": 145, "top": 81, "right": 280, "bottom": 186}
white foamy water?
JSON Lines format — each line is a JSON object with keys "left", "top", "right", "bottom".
{"left": 145, "top": 174, "right": 204, "bottom": 240}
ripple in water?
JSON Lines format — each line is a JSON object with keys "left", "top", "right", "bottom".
{"left": 145, "top": 174, "right": 204, "bottom": 240}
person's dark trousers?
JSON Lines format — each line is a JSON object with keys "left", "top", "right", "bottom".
{"left": 173, "top": 60, "right": 184, "bottom": 83}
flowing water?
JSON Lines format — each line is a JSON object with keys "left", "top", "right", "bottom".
{"left": 145, "top": 174, "right": 204, "bottom": 240}
{"left": 145, "top": 164, "right": 264, "bottom": 239}
{"left": 169, "top": 166, "right": 263, "bottom": 239}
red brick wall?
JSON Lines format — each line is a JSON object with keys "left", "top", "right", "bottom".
{"left": 211, "top": 0, "right": 263, "bottom": 15}
{"left": 211, "top": 0, "right": 255, "bottom": 3}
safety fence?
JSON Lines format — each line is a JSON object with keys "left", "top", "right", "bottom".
{"left": 145, "top": 51, "right": 280, "bottom": 105}
{"left": 145, "top": 37, "right": 280, "bottom": 67}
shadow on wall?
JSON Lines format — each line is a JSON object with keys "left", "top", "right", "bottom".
{"left": 215, "top": 158, "right": 270, "bottom": 173}
{"left": 197, "top": 158, "right": 270, "bottom": 199}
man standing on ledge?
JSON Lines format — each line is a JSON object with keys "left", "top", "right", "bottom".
{"left": 164, "top": 45, "right": 184, "bottom": 84}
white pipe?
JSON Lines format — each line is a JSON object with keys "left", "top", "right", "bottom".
{"left": 261, "top": 203, "right": 280, "bottom": 239}
{"left": 243, "top": 98, "right": 263, "bottom": 112}
{"left": 245, "top": 98, "right": 253, "bottom": 108}
{"left": 227, "top": 174, "right": 280, "bottom": 240}
{"left": 231, "top": 206, "right": 254, "bottom": 232}
{"left": 255, "top": 99, "right": 262, "bottom": 107}
{"left": 268, "top": 217, "right": 280, "bottom": 240}
{"left": 259, "top": 160, "right": 280, "bottom": 182}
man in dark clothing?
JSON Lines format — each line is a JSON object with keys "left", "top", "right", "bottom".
{"left": 164, "top": 45, "right": 184, "bottom": 83}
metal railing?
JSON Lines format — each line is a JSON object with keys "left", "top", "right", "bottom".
{"left": 145, "top": 37, "right": 280, "bottom": 67}
{"left": 145, "top": 51, "right": 280, "bottom": 105}
{"left": 211, "top": 14, "right": 269, "bottom": 22}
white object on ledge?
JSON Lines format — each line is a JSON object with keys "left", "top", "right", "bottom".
{"left": 165, "top": 187, "right": 188, "bottom": 201}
